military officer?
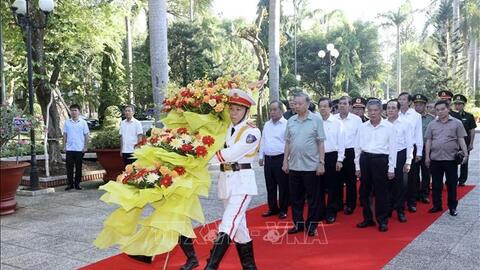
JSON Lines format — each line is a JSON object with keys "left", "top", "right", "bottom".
{"left": 413, "top": 94, "right": 435, "bottom": 203}
{"left": 352, "top": 97, "right": 369, "bottom": 122}
{"left": 452, "top": 94, "right": 477, "bottom": 186}
{"left": 205, "top": 89, "right": 261, "bottom": 270}
{"left": 437, "top": 90, "right": 462, "bottom": 119}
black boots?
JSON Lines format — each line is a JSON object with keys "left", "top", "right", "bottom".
{"left": 204, "top": 232, "right": 231, "bottom": 270}
{"left": 179, "top": 235, "right": 199, "bottom": 270}
{"left": 235, "top": 241, "right": 258, "bottom": 270}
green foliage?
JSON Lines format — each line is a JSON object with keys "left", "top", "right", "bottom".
{"left": 90, "top": 129, "right": 121, "bottom": 149}
{"left": 0, "top": 141, "right": 44, "bottom": 158}
{"left": 0, "top": 104, "right": 34, "bottom": 149}
{"left": 425, "top": 0, "right": 468, "bottom": 95}
{"left": 99, "top": 44, "right": 126, "bottom": 122}
{"left": 103, "top": 105, "right": 122, "bottom": 129}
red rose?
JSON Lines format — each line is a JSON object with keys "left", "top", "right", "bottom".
{"left": 136, "top": 169, "right": 148, "bottom": 178}
{"left": 202, "top": 136, "right": 215, "bottom": 147}
{"left": 177, "top": 128, "right": 188, "bottom": 134}
{"left": 173, "top": 166, "right": 186, "bottom": 176}
{"left": 195, "top": 146, "right": 208, "bottom": 157}
{"left": 208, "top": 82, "right": 214, "bottom": 87}
{"left": 150, "top": 136, "right": 159, "bottom": 144}
{"left": 161, "top": 175, "right": 173, "bottom": 187}
{"left": 181, "top": 144, "right": 193, "bottom": 152}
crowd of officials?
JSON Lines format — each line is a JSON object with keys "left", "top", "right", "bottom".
{"left": 258, "top": 90, "right": 476, "bottom": 234}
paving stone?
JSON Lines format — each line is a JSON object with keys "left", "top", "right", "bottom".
{"left": 1, "top": 251, "right": 58, "bottom": 269}
{"left": 0, "top": 264, "right": 23, "bottom": 270}
{"left": 0, "top": 243, "right": 32, "bottom": 260}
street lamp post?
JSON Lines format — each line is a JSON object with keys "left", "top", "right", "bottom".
{"left": 318, "top": 43, "right": 339, "bottom": 99}
{"left": 11, "top": 0, "right": 55, "bottom": 190}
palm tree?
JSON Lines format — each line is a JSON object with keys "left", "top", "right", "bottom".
{"left": 268, "top": 0, "right": 280, "bottom": 101}
{"left": 149, "top": 0, "right": 168, "bottom": 127}
{"left": 378, "top": 7, "right": 409, "bottom": 96}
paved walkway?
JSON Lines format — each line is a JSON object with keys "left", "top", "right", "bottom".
{"left": 1, "top": 139, "right": 479, "bottom": 270}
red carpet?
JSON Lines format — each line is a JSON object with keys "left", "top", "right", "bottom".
{"left": 81, "top": 185, "right": 474, "bottom": 270}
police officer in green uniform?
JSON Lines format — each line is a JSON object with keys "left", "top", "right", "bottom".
{"left": 452, "top": 94, "right": 477, "bottom": 186}
{"left": 352, "top": 97, "right": 369, "bottom": 122}
{"left": 413, "top": 94, "right": 435, "bottom": 203}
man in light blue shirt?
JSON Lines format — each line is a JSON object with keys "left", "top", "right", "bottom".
{"left": 63, "top": 104, "right": 89, "bottom": 190}
{"left": 282, "top": 92, "right": 326, "bottom": 237}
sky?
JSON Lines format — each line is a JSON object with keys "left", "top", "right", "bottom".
{"left": 213, "top": 0, "right": 433, "bottom": 59}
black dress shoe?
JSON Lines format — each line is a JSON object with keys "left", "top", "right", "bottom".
{"left": 387, "top": 211, "right": 392, "bottom": 218}
{"left": 74, "top": 186, "right": 83, "bottom": 190}
{"left": 65, "top": 186, "right": 74, "bottom": 191}
{"left": 307, "top": 229, "right": 317, "bottom": 237}
{"left": 398, "top": 212, "right": 407, "bottom": 223}
{"left": 449, "top": 209, "right": 458, "bottom": 216}
{"left": 326, "top": 216, "right": 336, "bottom": 224}
{"left": 127, "top": 255, "right": 152, "bottom": 264}
{"left": 458, "top": 182, "right": 466, "bottom": 187}
{"left": 278, "top": 212, "right": 287, "bottom": 219}
{"left": 407, "top": 205, "right": 417, "bottom": 213}
{"left": 344, "top": 207, "right": 354, "bottom": 215}
{"left": 287, "top": 226, "right": 304, "bottom": 234}
{"left": 428, "top": 207, "right": 443, "bottom": 213}
{"left": 262, "top": 210, "right": 279, "bottom": 217}
{"left": 356, "top": 220, "right": 376, "bottom": 228}
{"left": 420, "top": 197, "right": 430, "bottom": 204}
{"left": 378, "top": 224, "right": 388, "bottom": 232}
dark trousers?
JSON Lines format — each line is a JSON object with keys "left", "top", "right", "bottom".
{"left": 407, "top": 145, "right": 420, "bottom": 206}
{"left": 320, "top": 152, "right": 339, "bottom": 218}
{"left": 359, "top": 152, "right": 389, "bottom": 225}
{"left": 264, "top": 154, "right": 289, "bottom": 214}
{"left": 459, "top": 150, "right": 470, "bottom": 183}
{"left": 66, "top": 151, "right": 83, "bottom": 187}
{"left": 388, "top": 149, "right": 407, "bottom": 212}
{"left": 122, "top": 153, "right": 135, "bottom": 165}
{"left": 418, "top": 150, "right": 431, "bottom": 199}
{"left": 339, "top": 148, "right": 356, "bottom": 210}
{"left": 431, "top": 160, "right": 458, "bottom": 210}
{"left": 289, "top": 170, "right": 321, "bottom": 231}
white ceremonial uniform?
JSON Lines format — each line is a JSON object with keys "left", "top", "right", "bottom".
{"left": 211, "top": 119, "right": 261, "bottom": 243}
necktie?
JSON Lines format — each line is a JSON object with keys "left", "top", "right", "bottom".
{"left": 231, "top": 127, "right": 235, "bottom": 136}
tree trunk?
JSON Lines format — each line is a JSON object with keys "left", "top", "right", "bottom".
{"left": 190, "top": 0, "right": 194, "bottom": 22}
{"left": 125, "top": 16, "right": 134, "bottom": 104}
{"left": 31, "top": 11, "right": 64, "bottom": 163}
{"left": 396, "top": 25, "right": 401, "bottom": 95}
{"left": 0, "top": 15, "right": 5, "bottom": 105}
{"left": 268, "top": 0, "right": 280, "bottom": 102}
{"left": 149, "top": 0, "right": 168, "bottom": 127}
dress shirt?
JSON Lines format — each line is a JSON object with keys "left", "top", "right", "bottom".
{"left": 389, "top": 117, "right": 414, "bottom": 165}
{"left": 334, "top": 112, "right": 362, "bottom": 149}
{"left": 321, "top": 114, "right": 346, "bottom": 162}
{"left": 258, "top": 117, "right": 287, "bottom": 159}
{"left": 355, "top": 119, "right": 397, "bottom": 173}
{"left": 399, "top": 108, "right": 423, "bottom": 157}
{"left": 64, "top": 118, "right": 89, "bottom": 151}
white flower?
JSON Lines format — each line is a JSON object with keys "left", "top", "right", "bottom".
{"left": 191, "top": 140, "right": 203, "bottom": 148}
{"left": 170, "top": 138, "right": 183, "bottom": 149}
{"left": 180, "top": 134, "right": 192, "bottom": 144}
{"left": 145, "top": 173, "right": 159, "bottom": 184}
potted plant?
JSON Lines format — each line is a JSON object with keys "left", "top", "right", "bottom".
{"left": 91, "top": 106, "right": 124, "bottom": 182}
{"left": 0, "top": 104, "right": 33, "bottom": 215}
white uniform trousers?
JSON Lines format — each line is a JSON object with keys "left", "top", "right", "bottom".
{"left": 218, "top": 194, "right": 252, "bottom": 244}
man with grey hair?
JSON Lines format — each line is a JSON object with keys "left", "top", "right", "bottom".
{"left": 283, "top": 92, "right": 326, "bottom": 237}
{"left": 259, "top": 100, "right": 289, "bottom": 219}
{"left": 355, "top": 98, "right": 397, "bottom": 232}
{"left": 120, "top": 105, "right": 144, "bottom": 165}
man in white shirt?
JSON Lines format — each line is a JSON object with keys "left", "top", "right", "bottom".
{"left": 335, "top": 96, "right": 363, "bottom": 215}
{"left": 386, "top": 99, "right": 414, "bottom": 223}
{"left": 120, "top": 105, "right": 144, "bottom": 165}
{"left": 398, "top": 92, "right": 423, "bottom": 213}
{"left": 355, "top": 99, "right": 397, "bottom": 232}
{"left": 259, "top": 101, "right": 289, "bottom": 219}
{"left": 318, "top": 98, "right": 345, "bottom": 224}
{"left": 63, "top": 104, "right": 90, "bottom": 191}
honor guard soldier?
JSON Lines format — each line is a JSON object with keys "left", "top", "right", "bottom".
{"left": 205, "top": 89, "right": 261, "bottom": 270}
{"left": 452, "top": 94, "right": 477, "bottom": 186}
{"left": 352, "top": 97, "right": 369, "bottom": 122}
